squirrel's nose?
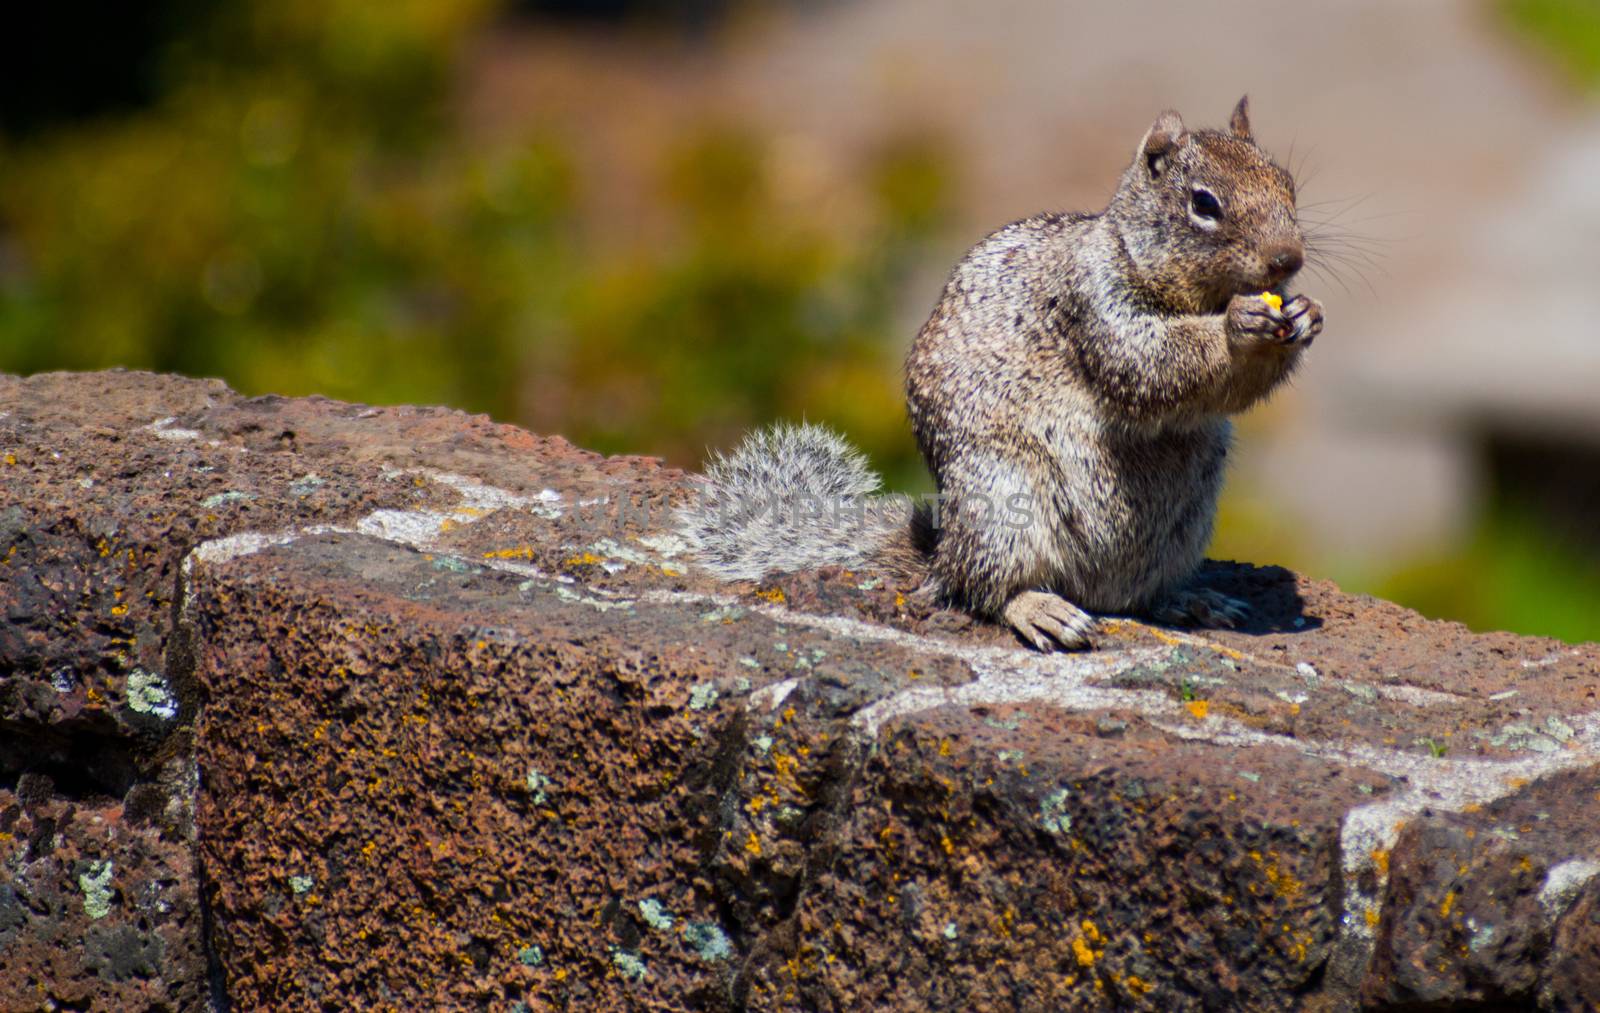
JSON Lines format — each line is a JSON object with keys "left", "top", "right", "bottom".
{"left": 1265, "top": 246, "right": 1304, "bottom": 282}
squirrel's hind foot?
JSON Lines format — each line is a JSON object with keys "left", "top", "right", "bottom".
{"left": 1149, "top": 587, "right": 1248, "bottom": 630}
{"left": 1003, "top": 591, "right": 1095, "bottom": 652}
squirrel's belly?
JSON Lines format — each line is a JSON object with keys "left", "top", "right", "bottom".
{"left": 1040, "top": 426, "right": 1227, "bottom": 613}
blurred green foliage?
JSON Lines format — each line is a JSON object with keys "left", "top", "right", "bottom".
{"left": 1374, "top": 501, "right": 1600, "bottom": 645}
{"left": 1501, "top": 0, "right": 1600, "bottom": 88}
{"left": 0, "top": 0, "right": 944, "bottom": 483}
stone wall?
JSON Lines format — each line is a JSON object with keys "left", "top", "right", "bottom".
{"left": 2, "top": 371, "right": 1597, "bottom": 1010}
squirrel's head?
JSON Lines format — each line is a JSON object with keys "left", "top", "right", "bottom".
{"left": 1108, "top": 96, "right": 1303, "bottom": 314}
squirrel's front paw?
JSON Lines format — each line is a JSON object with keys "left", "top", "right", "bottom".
{"left": 1227, "top": 292, "right": 1321, "bottom": 349}
{"left": 1279, "top": 294, "right": 1323, "bottom": 346}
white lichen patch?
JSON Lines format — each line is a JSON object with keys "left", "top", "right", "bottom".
{"left": 357, "top": 509, "right": 455, "bottom": 544}
{"left": 126, "top": 669, "right": 179, "bottom": 720}
{"left": 190, "top": 530, "right": 305, "bottom": 568}
{"left": 79, "top": 860, "right": 115, "bottom": 919}
{"left": 1040, "top": 788, "right": 1073, "bottom": 834}
{"left": 637, "top": 533, "right": 689, "bottom": 558}
{"left": 551, "top": 586, "right": 634, "bottom": 612}
{"left": 288, "top": 874, "right": 314, "bottom": 895}
{"left": 609, "top": 946, "right": 648, "bottom": 981}
{"left": 748, "top": 678, "right": 799, "bottom": 713}
{"left": 525, "top": 768, "right": 552, "bottom": 806}
{"left": 688, "top": 682, "right": 720, "bottom": 711}
{"left": 144, "top": 417, "right": 201, "bottom": 441}
{"left": 1538, "top": 858, "right": 1600, "bottom": 924}
{"left": 638, "top": 898, "right": 674, "bottom": 931}
{"left": 684, "top": 921, "right": 733, "bottom": 961}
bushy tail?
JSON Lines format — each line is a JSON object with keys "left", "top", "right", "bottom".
{"left": 678, "top": 423, "right": 909, "bottom": 581}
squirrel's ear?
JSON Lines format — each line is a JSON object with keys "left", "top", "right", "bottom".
{"left": 1229, "top": 95, "right": 1254, "bottom": 142}
{"left": 1140, "top": 110, "right": 1186, "bottom": 179}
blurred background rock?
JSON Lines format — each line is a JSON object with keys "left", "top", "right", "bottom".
{"left": 3, "top": 0, "right": 1598, "bottom": 641}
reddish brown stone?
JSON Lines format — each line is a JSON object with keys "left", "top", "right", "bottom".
{"left": 4, "top": 371, "right": 1599, "bottom": 1010}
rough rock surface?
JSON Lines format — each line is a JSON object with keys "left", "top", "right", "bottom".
{"left": 2, "top": 370, "right": 1598, "bottom": 1011}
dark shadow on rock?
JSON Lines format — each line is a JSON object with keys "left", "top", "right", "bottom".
{"left": 1190, "top": 559, "right": 1322, "bottom": 635}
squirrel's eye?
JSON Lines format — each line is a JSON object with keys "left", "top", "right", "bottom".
{"left": 1190, "top": 188, "right": 1223, "bottom": 220}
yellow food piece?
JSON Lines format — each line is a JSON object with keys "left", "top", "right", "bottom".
{"left": 1260, "top": 291, "right": 1283, "bottom": 311}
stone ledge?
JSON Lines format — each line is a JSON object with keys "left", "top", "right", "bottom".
{"left": 2, "top": 370, "right": 1597, "bottom": 1010}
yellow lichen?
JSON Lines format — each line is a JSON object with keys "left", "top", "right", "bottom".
{"left": 1185, "top": 700, "right": 1209, "bottom": 720}
{"left": 483, "top": 546, "right": 536, "bottom": 560}
{"left": 1072, "top": 936, "right": 1096, "bottom": 967}
{"left": 754, "top": 587, "right": 785, "bottom": 604}
{"left": 1439, "top": 891, "right": 1455, "bottom": 918}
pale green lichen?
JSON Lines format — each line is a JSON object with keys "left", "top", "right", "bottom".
{"left": 738, "top": 656, "right": 761, "bottom": 669}
{"left": 79, "top": 860, "right": 115, "bottom": 919}
{"left": 289, "top": 875, "right": 314, "bottom": 895}
{"left": 609, "top": 946, "right": 648, "bottom": 981}
{"left": 753, "top": 735, "right": 773, "bottom": 754}
{"left": 517, "top": 945, "right": 543, "bottom": 966}
{"left": 942, "top": 922, "right": 959, "bottom": 940}
{"left": 288, "top": 474, "right": 325, "bottom": 497}
{"left": 684, "top": 921, "right": 732, "bottom": 961}
{"left": 688, "top": 682, "right": 719, "bottom": 710}
{"left": 1040, "top": 788, "right": 1072, "bottom": 834}
{"left": 525, "top": 767, "right": 552, "bottom": 805}
{"left": 638, "top": 898, "right": 674, "bottom": 932}
{"left": 590, "top": 538, "right": 652, "bottom": 566}
{"left": 127, "top": 669, "right": 178, "bottom": 721}
{"left": 201, "top": 490, "right": 255, "bottom": 509}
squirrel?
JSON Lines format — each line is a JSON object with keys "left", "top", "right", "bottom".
{"left": 681, "top": 97, "right": 1322, "bottom": 651}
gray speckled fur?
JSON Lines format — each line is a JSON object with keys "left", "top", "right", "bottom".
{"left": 684, "top": 100, "right": 1319, "bottom": 644}
{"left": 907, "top": 100, "right": 1311, "bottom": 620}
